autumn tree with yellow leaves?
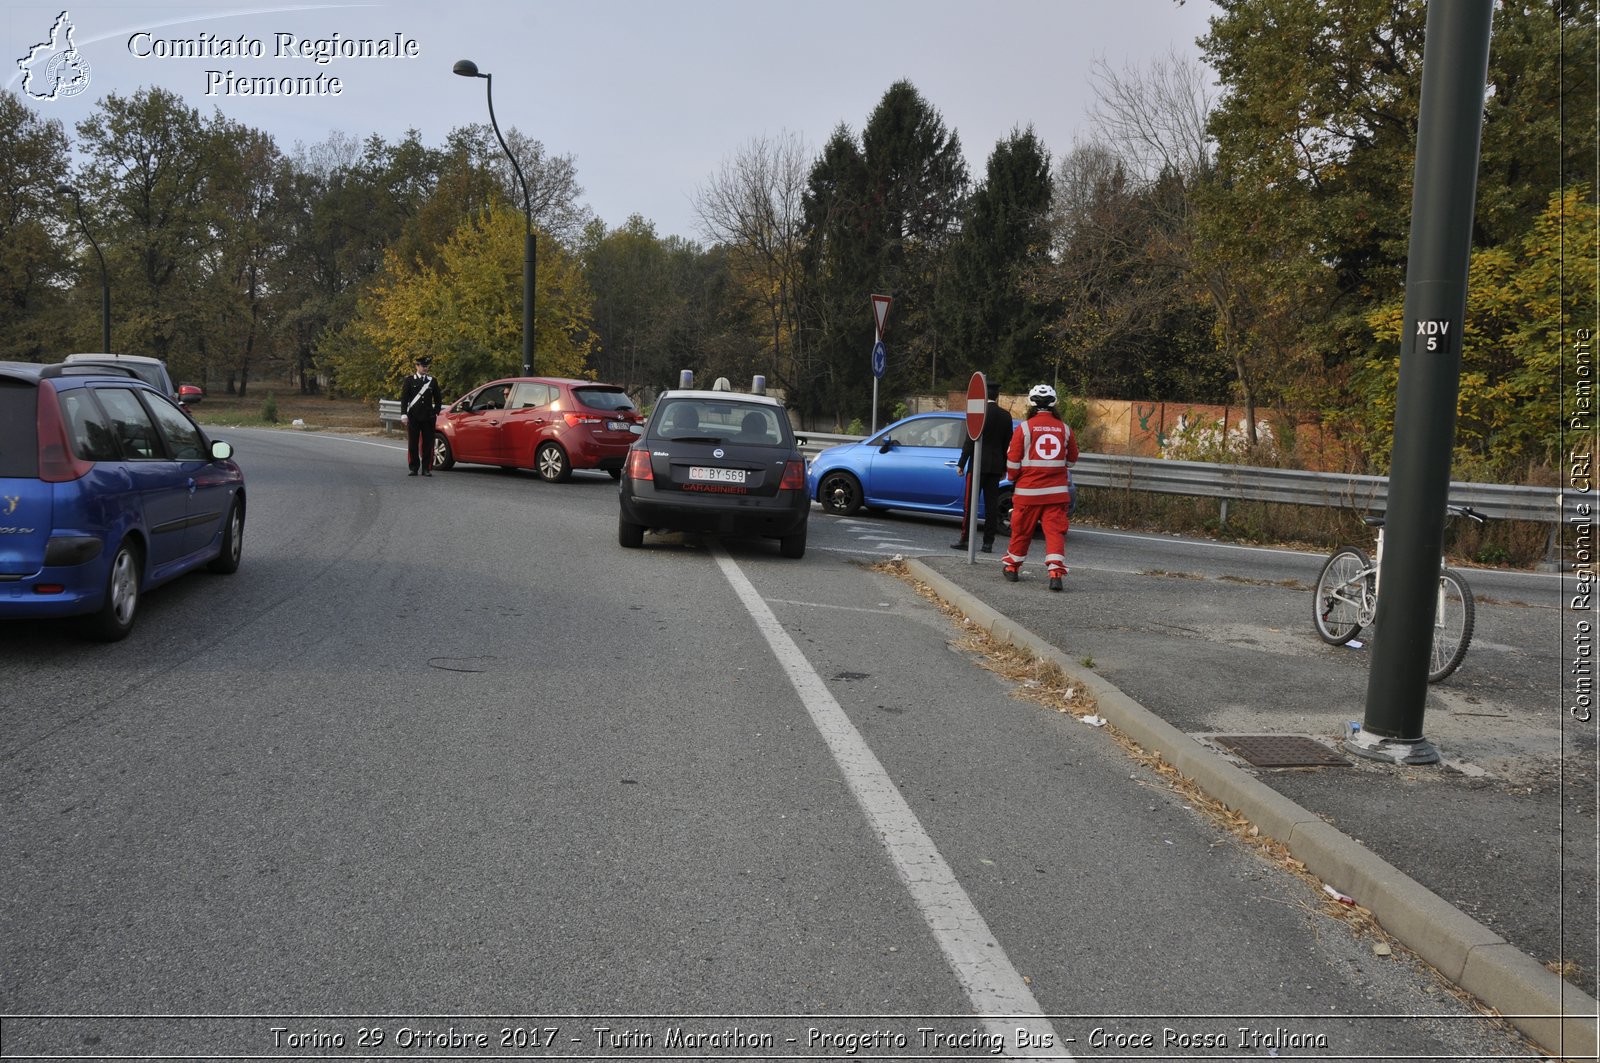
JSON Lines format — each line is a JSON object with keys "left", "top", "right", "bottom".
{"left": 325, "top": 204, "right": 598, "bottom": 401}
{"left": 1358, "top": 188, "right": 1597, "bottom": 480}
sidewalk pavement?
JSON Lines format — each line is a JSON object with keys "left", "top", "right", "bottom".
{"left": 905, "top": 553, "right": 1598, "bottom": 1061}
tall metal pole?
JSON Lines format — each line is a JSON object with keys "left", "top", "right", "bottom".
{"left": 454, "top": 60, "right": 535, "bottom": 376}
{"left": 58, "top": 184, "right": 110, "bottom": 351}
{"left": 1353, "top": 0, "right": 1495, "bottom": 765}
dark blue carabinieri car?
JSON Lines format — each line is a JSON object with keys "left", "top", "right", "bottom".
{"left": 618, "top": 376, "right": 809, "bottom": 558}
{"left": 0, "top": 361, "right": 245, "bottom": 641}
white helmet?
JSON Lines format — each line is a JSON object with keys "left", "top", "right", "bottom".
{"left": 1028, "top": 383, "right": 1057, "bottom": 406}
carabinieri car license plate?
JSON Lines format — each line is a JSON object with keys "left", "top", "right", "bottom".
{"left": 689, "top": 466, "right": 746, "bottom": 484}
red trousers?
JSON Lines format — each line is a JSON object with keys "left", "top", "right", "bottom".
{"left": 1003, "top": 502, "right": 1069, "bottom": 576}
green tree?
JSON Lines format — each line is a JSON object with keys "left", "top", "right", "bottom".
{"left": 694, "top": 131, "right": 810, "bottom": 400}
{"left": 1040, "top": 147, "right": 1224, "bottom": 403}
{"left": 198, "top": 119, "right": 290, "bottom": 396}
{"left": 860, "top": 81, "right": 969, "bottom": 392}
{"left": 1049, "top": 53, "right": 1229, "bottom": 407}
{"left": 945, "top": 127, "right": 1055, "bottom": 389}
{"left": 73, "top": 87, "right": 219, "bottom": 374}
{"left": 582, "top": 214, "right": 682, "bottom": 393}
{"left": 292, "top": 131, "right": 453, "bottom": 394}
{"left": 0, "top": 90, "right": 72, "bottom": 361}
{"left": 328, "top": 204, "right": 597, "bottom": 400}
{"left": 443, "top": 124, "right": 593, "bottom": 246}
{"left": 1358, "top": 187, "right": 1597, "bottom": 479}
{"left": 1200, "top": 0, "right": 1597, "bottom": 452}
{"left": 797, "top": 125, "right": 874, "bottom": 427}
{"left": 795, "top": 82, "right": 970, "bottom": 427}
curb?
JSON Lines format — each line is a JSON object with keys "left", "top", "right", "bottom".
{"left": 905, "top": 557, "right": 1599, "bottom": 1061}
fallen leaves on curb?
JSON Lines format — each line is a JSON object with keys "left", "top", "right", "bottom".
{"left": 875, "top": 555, "right": 1530, "bottom": 1044}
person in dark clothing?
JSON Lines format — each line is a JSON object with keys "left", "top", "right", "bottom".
{"left": 400, "top": 356, "right": 444, "bottom": 476}
{"left": 952, "top": 380, "right": 1015, "bottom": 552}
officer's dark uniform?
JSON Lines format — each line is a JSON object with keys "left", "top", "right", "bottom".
{"left": 953, "top": 384, "right": 1015, "bottom": 551}
{"left": 400, "top": 357, "right": 443, "bottom": 476}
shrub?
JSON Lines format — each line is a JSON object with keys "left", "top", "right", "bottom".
{"left": 261, "top": 392, "right": 279, "bottom": 424}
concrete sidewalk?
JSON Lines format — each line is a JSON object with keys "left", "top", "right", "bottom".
{"left": 906, "top": 553, "right": 1598, "bottom": 1061}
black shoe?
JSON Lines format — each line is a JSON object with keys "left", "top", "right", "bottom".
{"left": 407, "top": 469, "right": 418, "bottom": 476}
{"left": 1003, "top": 568, "right": 1019, "bottom": 583}
{"left": 981, "top": 542, "right": 993, "bottom": 553}
{"left": 1048, "top": 575, "right": 1063, "bottom": 592}
{"left": 950, "top": 540, "right": 969, "bottom": 550}
{"left": 421, "top": 470, "right": 432, "bottom": 476}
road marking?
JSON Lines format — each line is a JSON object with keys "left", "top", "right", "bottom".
{"left": 813, "top": 545, "right": 911, "bottom": 558}
{"left": 765, "top": 597, "right": 900, "bottom": 615}
{"left": 227, "top": 427, "right": 402, "bottom": 451}
{"left": 713, "top": 545, "right": 1068, "bottom": 1058}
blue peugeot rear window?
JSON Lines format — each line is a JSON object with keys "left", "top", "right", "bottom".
{"left": 0, "top": 379, "right": 38, "bottom": 477}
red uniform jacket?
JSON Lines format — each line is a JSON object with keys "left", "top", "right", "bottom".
{"left": 1006, "top": 411, "right": 1077, "bottom": 506}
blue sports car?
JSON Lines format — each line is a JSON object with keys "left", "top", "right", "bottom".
{"left": 805, "top": 412, "right": 1005, "bottom": 527}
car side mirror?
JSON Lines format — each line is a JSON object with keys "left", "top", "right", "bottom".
{"left": 629, "top": 423, "right": 644, "bottom": 436}
{"left": 178, "top": 385, "right": 204, "bottom": 406}
{"left": 210, "top": 440, "right": 233, "bottom": 461}
{"left": 878, "top": 438, "right": 896, "bottom": 453}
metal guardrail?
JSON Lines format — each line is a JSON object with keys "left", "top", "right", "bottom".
{"left": 793, "top": 432, "right": 1578, "bottom": 525}
{"left": 378, "top": 399, "right": 402, "bottom": 431}
{"left": 371, "top": 409, "right": 1579, "bottom": 526}
{"left": 1071, "top": 453, "right": 1576, "bottom": 525}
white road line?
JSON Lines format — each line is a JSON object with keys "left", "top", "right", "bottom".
{"left": 227, "top": 427, "right": 402, "bottom": 451}
{"left": 713, "top": 545, "right": 1069, "bottom": 1059}
{"left": 764, "top": 597, "right": 901, "bottom": 615}
{"left": 812, "top": 545, "right": 910, "bottom": 557}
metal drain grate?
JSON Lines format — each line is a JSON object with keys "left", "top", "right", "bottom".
{"left": 1214, "top": 735, "right": 1351, "bottom": 768}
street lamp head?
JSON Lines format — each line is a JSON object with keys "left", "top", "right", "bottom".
{"left": 452, "top": 59, "right": 484, "bottom": 78}
{"left": 56, "top": 183, "right": 78, "bottom": 197}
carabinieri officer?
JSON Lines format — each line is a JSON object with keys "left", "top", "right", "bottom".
{"left": 400, "top": 356, "right": 443, "bottom": 476}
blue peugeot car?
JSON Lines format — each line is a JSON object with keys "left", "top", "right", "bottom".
{"left": 0, "top": 361, "right": 245, "bottom": 641}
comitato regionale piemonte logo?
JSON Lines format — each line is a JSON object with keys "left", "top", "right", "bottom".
{"left": 17, "top": 10, "right": 92, "bottom": 100}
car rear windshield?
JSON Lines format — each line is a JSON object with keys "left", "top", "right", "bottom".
{"left": 0, "top": 380, "right": 38, "bottom": 477}
{"left": 572, "top": 387, "right": 635, "bottom": 413}
{"left": 654, "top": 399, "right": 788, "bottom": 445}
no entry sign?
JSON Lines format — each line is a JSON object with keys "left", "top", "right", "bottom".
{"left": 965, "top": 372, "right": 987, "bottom": 440}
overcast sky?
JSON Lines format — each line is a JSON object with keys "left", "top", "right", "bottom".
{"left": 8, "top": 0, "right": 1219, "bottom": 242}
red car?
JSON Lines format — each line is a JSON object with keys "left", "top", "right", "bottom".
{"left": 431, "top": 376, "right": 643, "bottom": 482}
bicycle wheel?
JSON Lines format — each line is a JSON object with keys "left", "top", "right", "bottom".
{"left": 1313, "top": 546, "right": 1372, "bottom": 645}
{"left": 1427, "top": 568, "right": 1475, "bottom": 683}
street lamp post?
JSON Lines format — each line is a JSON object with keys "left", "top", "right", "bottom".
{"left": 57, "top": 184, "right": 111, "bottom": 352}
{"left": 453, "top": 58, "right": 535, "bottom": 377}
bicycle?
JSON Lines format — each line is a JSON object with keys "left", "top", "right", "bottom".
{"left": 1312, "top": 504, "right": 1486, "bottom": 683}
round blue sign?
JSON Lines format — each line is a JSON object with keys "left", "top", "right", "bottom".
{"left": 871, "top": 340, "right": 886, "bottom": 379}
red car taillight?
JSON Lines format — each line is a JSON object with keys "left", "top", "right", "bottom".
{"left": 779, "top": 459, "right": 806, "bottom": 490}
{"left": 564, "top": 413, "right": 602, "bottom": 428}
{"left": 37, "top": 380, "right": 94, "bottom": 483}
{"left": 625, "top": 448, "right": 653, "bottom": 481}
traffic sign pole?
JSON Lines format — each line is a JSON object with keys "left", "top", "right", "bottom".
{"left": 966, "top": 440, "right": 982, "bottom": 563}
{"left": 870, "top": 295, "right": 891, "bottom": 435}
{"left": 964, "top": 373, "right": 987, "bottom": 564}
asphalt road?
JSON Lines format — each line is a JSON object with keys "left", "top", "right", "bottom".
{"left": 0, "top": 428, "right": 1555, "bottom": 1060}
